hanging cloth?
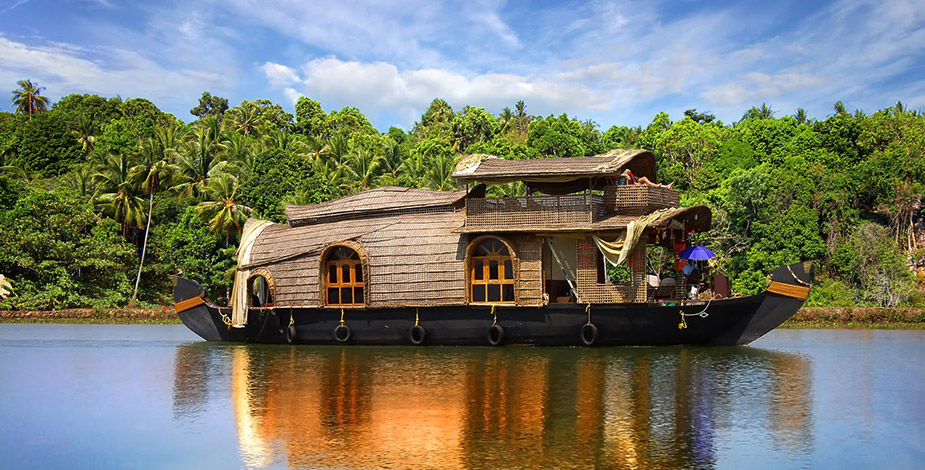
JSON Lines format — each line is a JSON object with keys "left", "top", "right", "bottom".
{"left": 592, "top": 208, "right": 676, "bottom": 267}
{"left": 230, "top": 219, "right": 274, "bottom": 328}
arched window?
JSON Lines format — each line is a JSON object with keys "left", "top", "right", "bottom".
{"left": 324, "top": 246, "right": 365, "bottom": 306}
{"left": 470, "top": 238, "right": 515, "bottom": 303}
{"left": 248, "top": 275, "right": 273, "bottom": 307}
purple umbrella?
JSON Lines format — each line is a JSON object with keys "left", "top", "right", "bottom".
{"left": 678, "top": 246, "right": 716, "bottom": 260}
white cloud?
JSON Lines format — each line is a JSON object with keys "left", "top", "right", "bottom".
{"left": 223, "top": 0, "right": 522, "bottom": 69}
{"left": 262, "top": 62, "right": 300, "bottom": 88}
{"left": 0, "top": 35, "right": 223, "bottom": 113}
{"left": 702, "top": 70, "right": 824, "bottom": 106}
{"left": 262, "top": 57, "right": 607, "bottom": 127}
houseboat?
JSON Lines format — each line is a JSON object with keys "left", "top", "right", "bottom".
{"left": 173, "top": 149, "right": 812, "bottom": 346}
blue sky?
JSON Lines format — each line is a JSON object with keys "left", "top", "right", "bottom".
{"left": 1, "top": 0, "right": 923, "bottom": 131}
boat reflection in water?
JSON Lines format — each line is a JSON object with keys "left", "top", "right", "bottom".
{"left": 174, "top": 345, "right": 812, "bottom": 469}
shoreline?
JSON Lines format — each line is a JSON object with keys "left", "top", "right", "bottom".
{"left": 1, "top": 306, "right": 924, "bottom": 328}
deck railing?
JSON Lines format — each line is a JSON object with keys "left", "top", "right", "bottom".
{"left": 465, "top": 193, "right": 605, "bottom": 229}
{"left": 606, "top": 185, "right": 680, "bottom": 215}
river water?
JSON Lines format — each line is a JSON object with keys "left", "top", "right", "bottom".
{"left": 0, "top": 325, "right": 923, "bottom": 469}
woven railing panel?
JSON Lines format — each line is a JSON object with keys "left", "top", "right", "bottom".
{"left": 614, "top": 186, "right": 680, "bottom": 215}
{"left": 466, "top": 194, "right": 604, "bottom": 228}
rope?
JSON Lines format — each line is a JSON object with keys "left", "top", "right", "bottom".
{"left": 220, "top": 311, "right": 232, "bottom": 326}
{"left": 339, "top": 308, "right": 345, "bottom": 325}
{"left": 787, "top": 265, "right": 812, "bottom": 287}
{"left": 585, "top": 303, "right": 592, "bottom": 325}
{"left": 490, "top": 304, "right": 498, "bottom": 325}
{"left": 289, "top": 307, "right": 294, "bottom": 327}
{"left": 415, "top": 309, "right": 420, "bottom": 327}
{"left": 678, "top": 298, "right": 711, "bottom": 330}
{"left": 542, "top": 293, "right": 550, "bottom": 306}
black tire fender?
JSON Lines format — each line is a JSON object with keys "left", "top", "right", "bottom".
{"left": 488, "top": 324, "right": 505, "bottom": 346}
{"left": 334, "top": 324, "right": 351, "bottom": 343}
{"left": 409, "top": 324, "right": 426, "bottom": 345}
{"left": 580, "top": 323, "right": 599, "bottom": 346}
{"left": 287, "top": 324, "right": 297, "bottom": 344}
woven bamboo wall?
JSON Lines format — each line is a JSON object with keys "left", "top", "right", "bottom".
{"left": 610, "top": 186, "right": 680, "bottom": 215}
{"left": 510, "top": 234, "right": 544, "bottom": 306}
{"left": 575, "top": 238, "right": 647, "bottom": 303}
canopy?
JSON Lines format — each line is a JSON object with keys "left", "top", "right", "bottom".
{"left": 678, "top": 246, "right": 716, "bottom": 260}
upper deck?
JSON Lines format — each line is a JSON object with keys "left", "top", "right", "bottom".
{"left": 459, "top": 184, "right": 680, "bottom": 232}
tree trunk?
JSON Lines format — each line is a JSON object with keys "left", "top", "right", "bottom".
{"left": 128, "top": 192, "right": 155, "bottom": 308}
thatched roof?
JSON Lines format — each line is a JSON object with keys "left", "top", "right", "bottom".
{"left": 244, "top": 210, "right": 469, "bottom": 308}
{"left": 286, "top": 186, "right": 467, "bottom": 227}
{"left": 452, "top": 149, "right": 656, "bottom": 186}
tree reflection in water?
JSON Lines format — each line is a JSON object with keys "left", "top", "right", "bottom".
{"left": 173, "top": 345, "right": 812, "bottom": 469}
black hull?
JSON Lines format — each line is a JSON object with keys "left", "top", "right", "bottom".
{"left": 174, "top": 262, "right": 811, "bottom": 347}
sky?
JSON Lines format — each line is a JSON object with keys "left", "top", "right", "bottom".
{"left": 1, "top": 0, "right": 924, "bottom": 131}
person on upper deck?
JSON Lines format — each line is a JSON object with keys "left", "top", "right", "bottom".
{"left": 621, "top": 169, "right": 674, "bottom": 188}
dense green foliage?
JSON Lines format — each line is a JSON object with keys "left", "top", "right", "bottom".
{"left": 1, "top": 83, "right": 923, "bottom": 308}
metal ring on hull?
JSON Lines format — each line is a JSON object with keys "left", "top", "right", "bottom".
{"left": 488, "top": 324, "right": 505, "bottom": 346}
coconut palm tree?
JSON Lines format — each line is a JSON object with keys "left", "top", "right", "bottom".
{"left": 398, "top": 151, "right": 427, "bottom": 182}
{"left": 173, "top": 125, "right": 229, "bottom": 199}
{"left": 424, "top": 154, "right": 456, "bottom": 191}
{"left": 344, "top": 148, "right": 383, "bottom": 189}
{"left": 94, "top": 152, "right": 146, "bottom": 237}
{"left": 378, "top": 138, "right": 406, "bottom": 184}
{"left": 127, "top": 137, "right": 178, "bottom": 307}
{"left": 11, "top": 79, "right": 50, "bottom": 120}
{"left": 230, "top": 104, "right": 261, "bottom": 137}
{"left": 196, "top": 173, "right": 253, "bottom": 246}
{"left": 262, "top": 129, "right": 307, "bottom": 157}
{"left": 306, "top": 135, "right": 329, "bottom": 160}
{"left": 63, "top": 164, "right": 98, "bottom": 199}
{"left": 326, "top": 134, "right": 350, "bottom": 166}
{"left": 71, "top": 114, "right": 98, "bottom": 156}
{"left": 497, "top": 106, "right": 513, "bottom": 133}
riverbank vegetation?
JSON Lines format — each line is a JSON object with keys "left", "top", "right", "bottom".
{"left": 1, "top": 82, "right": 923, "bottom": 310}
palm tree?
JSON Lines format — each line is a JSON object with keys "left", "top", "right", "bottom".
{"left": 261, "top": 129, "right": 307, "bottom": 157}
{"left": 196, "top": 173, "right": 253, "bottom": 246}
{"left": 344, "top": 148, "right": 383, "bottom": 189}
{"left": 326, "top": 135, "right": 350, "bottom": 166}
{"left": 71, "top": 114, "right": 98, "bottom": 156}
{"left": 794, "top": 108, "right": 808, "bottom": 125}
{"left": 63, "top": 164, "right": 98, "bottom": 199}
{"left": 94, "top": 152, "right": 146, "bottom": 237}
{"left": 424, "top": 154, "right": 456, "bottom": 190}
{"left": 223, "top": 133, "right": 255, "bottom": 174}
{"left": 230, "top": 104, "right": 261, "bottom": 137}
{"left": 398, "top": 151, "right": 428, "bottom": 182}
{"left": 378, "top": 138, "right": 407, "bottom": 184}
{"left": 173, "top": 125, "right": 228, "bottom": 199}
{"left": 126, "top": 137, "right": 178, "bottom": 307}
{"left": 833, "top": 101, "right": 847, "bottom": 116}
{"left": 741, "top": 103, "right": 775, "bottom": 121}
{"left": 11, "top": 79, "right": 50, "bottom": 120}
{"left": 497, "top": 107, "right": 513, "bottom": 133}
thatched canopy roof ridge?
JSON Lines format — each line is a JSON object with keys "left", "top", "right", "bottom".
{"left": 452, "top": 149, "right": 657, "bottom": 186}
{"left": 285, "top": 186, "right": 468, "bottom": 227}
